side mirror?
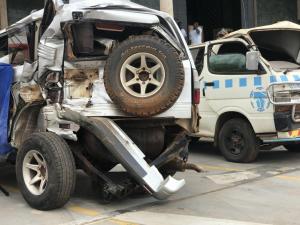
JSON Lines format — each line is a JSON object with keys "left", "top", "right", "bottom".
{"left": 246, "top": 51, "right": 259, "bottom": 71}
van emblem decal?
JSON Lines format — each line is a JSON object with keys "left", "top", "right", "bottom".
{"left": 250, "top": 87, "right": 270, "bottom": 112}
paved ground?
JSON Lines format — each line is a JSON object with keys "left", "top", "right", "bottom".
{"left": 1, "top": 143, "right": 300, "bottom": 225}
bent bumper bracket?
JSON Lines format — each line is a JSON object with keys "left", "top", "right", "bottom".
{"left": 58, "top": 108, "right": 185, "bottom": 199}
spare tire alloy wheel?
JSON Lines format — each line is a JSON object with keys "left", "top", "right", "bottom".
{"left": 23, "top": 150, "right": 48, "bottom": 196}
{"left": 104, "top": 35, "right": 184, "bottom": 117}
{"left": 121, "top": 53, "right": 166, "bottom": 98}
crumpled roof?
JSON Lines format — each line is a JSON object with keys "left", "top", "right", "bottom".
{"left": 67, "top": 0, "right": 143, "bottom": 9}
{"left": 0, "top": 9, "right": 44, "bottom": 36}
{"left": 226, "top": 21, "right": 300, "bottom": 38}
{"left": 0, "top": 0, "right": 165, "bottom": 37}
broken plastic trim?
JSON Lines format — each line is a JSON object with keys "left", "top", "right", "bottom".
{"left": 58, "top": 108, "right": 186, "bottom": 199}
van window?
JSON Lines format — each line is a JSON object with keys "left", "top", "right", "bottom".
{"left": 190, "top": 46, "right": 205, "bottom": 75}
{"left": 208, "top": 41, "right": 251, "bottom": 74}
{"left": 64, "top": 22, "right": 122, "bottom": 61}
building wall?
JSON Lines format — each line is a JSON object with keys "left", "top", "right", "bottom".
{"left": 7, "top": 0, "right": 44, "bottom": 24}
{"left": 256, "top": 0, "right": 298, "bottom": 25}
{"left": 133, "top": 0, "right": 187, "bottom": 29}
{"left": 7, "top": 0, "right": 161, "bottom": 24}
{"left": 131, "top": 0, "right": 160, "bottom": 10}
{"left": 241, "top": 0, "right": 255, "bottom": 28}
{"left": 173, "top": 0, "right": 187, "bottom": 29}
{"left": 7, "top": 0, "right": 298, "bottom": 28}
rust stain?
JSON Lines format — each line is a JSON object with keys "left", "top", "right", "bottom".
{"left": 19, "top": 84, "right": 43, "bottom": 102}
{"left": 64, "top": 69, "right": 98, "bottom": 99}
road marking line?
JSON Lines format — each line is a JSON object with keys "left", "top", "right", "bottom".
{"left": 115, "top": 211, "right": 272, "bottom": 225}
{"left": 207, "top": 171, "right": 260, "bottom": 185}
{"left": 109, "top": 218, "right": 139, "bottom": 225}
{"left": 200, "top": 164, "right": 243, "bottom": 172}
{"left": 68, "top": 205, "right": 100, "bottom": 217}
{"left": 2, "top": 185, "right": 19, "bottom": 193}
{"left": 276, "top": 175, "right": 300, "bottom": 182}
{"left": 85, "top": 218, "right": 139, "bottom": 225}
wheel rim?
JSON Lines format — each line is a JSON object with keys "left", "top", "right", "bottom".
{"left": 225, "top": 129, "right": 245, "bottom": 155}
{"left": 120, "top": 52, "right": 166, "bottom": 98}
{"left": 22, "top": 150, "right": 48, "bottom": 196}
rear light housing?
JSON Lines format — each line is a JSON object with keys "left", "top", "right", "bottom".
{"left": 193, "top": 88, "right": 200, "bottom": 104}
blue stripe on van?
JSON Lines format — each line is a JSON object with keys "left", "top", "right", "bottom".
{"left": 270, "top": 76, "right": 277, "bottom": 83}
{"left": 294, "top": 75, "right": 300, "bottom": 81}
{"left": 239, "top": 78, "right": 247, "bottom": 87}
{"left": 213, "top": 80, "right": 220, "bottom": 89}
{"left": 280, "top": 75, "right": 288, "bottom": 82}
{"left": 254, "top": 76, "right": 262, "bottom": 86}
{"left": 225, "top": 79, "right": 233, "bottom": 88}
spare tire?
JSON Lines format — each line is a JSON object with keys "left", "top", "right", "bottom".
{"left": 104, "top": 35, "right": 184, "bottom": 117}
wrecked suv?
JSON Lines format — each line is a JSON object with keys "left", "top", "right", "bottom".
{"left": 0, "top": 0, "right": 200, "bottom": 210}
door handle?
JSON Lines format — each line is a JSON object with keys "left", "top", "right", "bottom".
{"left": 203, "top": 81, "right": 215, "bottom": 97}
{"left": 204, "top": 82, "right": 215, "bottom": 87}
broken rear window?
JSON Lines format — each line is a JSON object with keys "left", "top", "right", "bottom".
{"left": 250, "top": 30, "right": 300, "bottom": 69}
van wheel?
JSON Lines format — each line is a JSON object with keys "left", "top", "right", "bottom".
{"left": 16, "top": 132, "right": 76, "bottom": 210}
{"left": 284, "top": 144, "right": 300, "bottom": 152}
{"left": 218, "top": 119, "right": 259, "bottom": 163}
{"left": 104, "top": 35, "right": 184, "bottom": 117}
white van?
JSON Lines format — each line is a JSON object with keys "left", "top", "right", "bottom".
{"left": 190, "top": 21, "right": 300, "bottom": 163}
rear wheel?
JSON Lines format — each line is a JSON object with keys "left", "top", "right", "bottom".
{"left": 218, "top": 119, "right": 259, "bottom": 163}
{"left": 16, "top": 132, "right": 76, "bottom": 210}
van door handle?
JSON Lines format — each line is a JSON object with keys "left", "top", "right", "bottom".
{"left": 203, "top": 82, "right": 215, "bottom": 97}
{"left": 205, "top": 82, "right": 215, "bottom": 87}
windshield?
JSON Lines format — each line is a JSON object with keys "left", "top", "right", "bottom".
{"left": 250, "top": 30, "right": 300, "bottom": 71}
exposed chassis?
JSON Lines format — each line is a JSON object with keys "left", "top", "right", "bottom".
{"left": 58, "top": 107, "right": 195, "bottom": 199}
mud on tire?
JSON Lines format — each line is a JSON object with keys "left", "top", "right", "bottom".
{"left": 16, "top": 132, "right": 76, "bottom": 210}
{"left": 104, "top": 35, "right": 184, "bottom": 117}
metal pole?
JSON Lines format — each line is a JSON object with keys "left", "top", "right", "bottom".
{"left": 298, "top": 0, "right": 300, "bottom": 21}
{"left": 0, "top": 0, "right": 8, "bottom": 28}
{"left": 160, "top": 0, "right": 174, "bottom": 17}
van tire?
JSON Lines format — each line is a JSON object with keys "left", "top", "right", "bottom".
{"left": 16, "top": 132, "right": 76, "bottom": 210}
{"left": 284, "top": 144, "right": 300, "bottom": 152}
{"left": 104, "top": 35, "right": 184, "bottom": 117}
{"left": 218, "top": 118, "right": 259, "bottom": 163}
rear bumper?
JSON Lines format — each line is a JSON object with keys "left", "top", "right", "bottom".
{"left": 153, "top": 176, "right": 186, "bottom": 200}
{"left": 59, "top": 108, "right": 187, "bottom": 199}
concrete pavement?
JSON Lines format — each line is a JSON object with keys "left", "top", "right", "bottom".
{"left": 0, "top": 143, "right": 300, "bottom": 225}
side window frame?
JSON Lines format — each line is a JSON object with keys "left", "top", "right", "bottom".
{"left": 8, "top": 26, "right": 30, "bottom": 65}
{"left": 207, "top": 40, "right": 260, "bottom": 75}
{"left": 62, "top": 21, "right": 117, "bottom": 62}
{"left": 189, "top": 45, "right": 205, "bottom": 76}
{"left": 195, "top": 47, "right": 205, "bottom": 76}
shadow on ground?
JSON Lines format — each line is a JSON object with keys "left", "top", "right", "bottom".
{"left": 189, "top": 141, "right": 300, "bottom": 165}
